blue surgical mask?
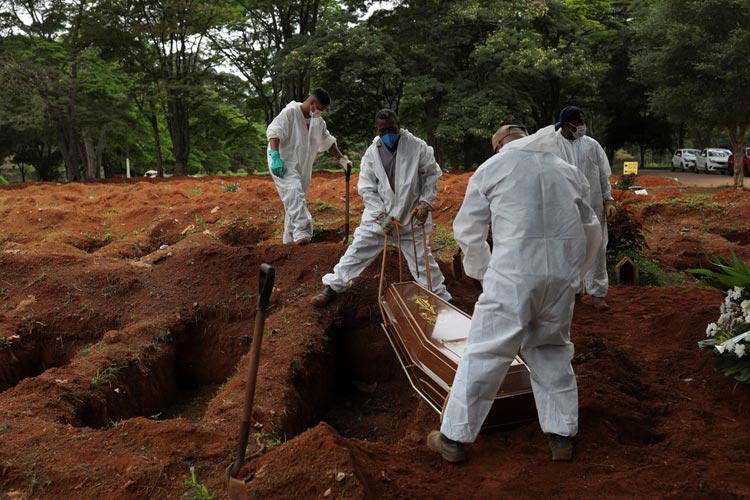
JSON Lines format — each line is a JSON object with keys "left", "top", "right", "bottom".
{"left": 381, "top": 132, "right": 400, "bottom": 150}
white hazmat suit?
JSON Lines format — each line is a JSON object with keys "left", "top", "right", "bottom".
{"left": 267, "top": 101, "right": 338, "bottom": 244}
{"left": 556, "top": 130, "right": 613, "bottom": 298}
{"left": 441, "top": 126, "right": 602, "bottom": 443}
{"left": 322, "top": 130, "right": 450, "bottom": 300}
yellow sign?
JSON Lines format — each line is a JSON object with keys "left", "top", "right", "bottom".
{"left": 623, "top": 162, "right": 639, "bottom": 175}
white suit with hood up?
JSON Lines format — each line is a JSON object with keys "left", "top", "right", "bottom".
{"left": 322, "top": 130, "right": 450, "bottom": 300}
{"left": 440, "top": 126, "right": 602, "bottom": 443}
{"left": 266, "top": 101, "right": 338, "bottom": 244}
{"left": 555, "top": 130, "right": 613, "bottom": 298}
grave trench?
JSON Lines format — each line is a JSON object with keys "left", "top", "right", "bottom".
{"left": 0, "top": 319, "right": 121, "bottom": 393}
{"left": 67, "top": 301, "right": 422, "bottom": 444}
{"left": 283, "top": 304, "right": 421, "bottom": 443}
{"left": 72, "top": 313, "right": 251, "bottom": 428}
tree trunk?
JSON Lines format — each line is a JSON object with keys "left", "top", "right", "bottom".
{"left": 83, "top": 133, "right": 97, "bottom": 180}
{"left": 166, "top": 91, "right": 190, "bottom": 175}
{"left": 727, "top": 124, "right": 747, "bottom": 189}
{"left": 148, "top": 113, "right": 165, "bottom": 177}
{"left": 95, "top": 127, "right": 107, "bottom": 178}
{"left": 17, "top": 163, "right": 27, "bottom": 183}
{"left": 59, "top": 127, "right": 82, "bottom": 182}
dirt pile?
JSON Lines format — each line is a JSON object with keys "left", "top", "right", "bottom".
{"left": 1, "top": 175, "right": 749, "bottom": 499}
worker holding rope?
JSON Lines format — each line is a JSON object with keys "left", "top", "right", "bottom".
{"left": 311, "top": 109, "right": 451, "bottom": 307}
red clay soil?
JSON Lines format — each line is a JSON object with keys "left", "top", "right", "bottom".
{"left": 0, "top": 173, "right": 749, "bottom": 499}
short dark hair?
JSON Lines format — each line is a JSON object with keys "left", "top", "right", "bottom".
{"left": 310, "top": 87, "right": 330, "bottom": 106}
{"left": 375, "top": 109, "right": 399, "bottom": 125}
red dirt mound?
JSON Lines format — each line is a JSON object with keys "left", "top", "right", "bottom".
{"left": 1, "top": 175, "right": 750, "bottom": 499}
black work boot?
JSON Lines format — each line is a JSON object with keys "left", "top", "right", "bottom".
{"left": 310, "top": 286, "right": 337, "bottom": 308}
{"left": 427, "top": 430, "right": 467, "bottom": 463}
{"left": 548, "top": 433, "right": 574, "bottom": 461}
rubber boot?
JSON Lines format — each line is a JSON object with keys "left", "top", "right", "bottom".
{"left": 548, "top": 434, "right": 573, "bottom": 461}
{"left": 310, "top": 285, "right": 337, "bottom": 308}
{"left": 592, "top": 296, "right": 610, "bottom": 311}
{"left": 427, "top": 431, "right": 466, "bottom": 463}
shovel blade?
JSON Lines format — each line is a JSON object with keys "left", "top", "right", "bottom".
{"left": 226, "top": 465, "right": 249, "bottom": 500}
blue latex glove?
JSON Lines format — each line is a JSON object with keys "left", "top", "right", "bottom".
{"left": 268, "top": 149, "right": 284, "bottom": 177}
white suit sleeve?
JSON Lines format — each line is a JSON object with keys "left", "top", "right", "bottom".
{"left": 357, "top": 150, "right": 387, "bottom": 216}
{"left": 316, "top": 119, "right": 337, "bottom": 153}
{"left": 596, "top": 143, "right": 614, "bottom": 202}
{"left": 453, "top": 173, "right": 491, "bottom": 280}
{"left": 576, "top": 172, "right": 603, "bottom": 275}
{"left": 266, "top": 108, "right": 291, "bottom": 143}
{"left": 417, "top": 142, "right": 441, "bottom": 206}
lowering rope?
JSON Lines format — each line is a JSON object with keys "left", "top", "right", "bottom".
{"left": 377, "top": 208, "right": 434, "bottom": 306}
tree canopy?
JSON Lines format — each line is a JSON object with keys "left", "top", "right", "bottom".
{"left": 0, "top": 0, "right": 741, "bottom": 182}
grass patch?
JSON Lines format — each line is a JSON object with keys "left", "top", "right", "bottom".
{"left": 431, "top": 223, "right": 457, "bottom": 251}
{"left": 312, "top": 198, "right": 336, "bottom": 213}
{"left": 184, "top": 466, "right": 214, "bottom": 500}
{"left": 221, "top": 182, "right": 241, "bottom": 193}
{"left": 645, "top": 193, "right": 722, "bottom": 211}
{"left": 91, "top": 364, "right": 123, "bottom": 387}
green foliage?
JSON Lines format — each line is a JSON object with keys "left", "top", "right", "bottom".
{"left": 184, "top": 466, "right": 214, "bottom": 500}
{"left": 613, "top": 174, "right": 637, "bottom": 190}
{"left": 91, "top": 365, "right": 123, "bottom": 387}
{"left": 0, "top": 0, "right": 695, "bottom": 177}
{"left": 632, "top": 0, "right": 750, "bottom": 187}
{"left": 687, "top": 250, "right": 750, "bottom": 292}
{"left": 709, "top": 355, "right": 750, "bottom": 384}
{"left": 221, "top": 182, "right": 241, "bottom": 193}
{"left": 0, "top": 176, "right": 7, "bottom": 185}
{"left": 606, "top": 203, "right": 681, "bottom": 286}
{"left": 607, "top": 204, "right": 646, "bottom": 259}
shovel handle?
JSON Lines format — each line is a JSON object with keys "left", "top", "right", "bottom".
{"left": 344, "top": 163, "right": 351, "bottom": 182}
{"left": 229, "top": 264, "right": 274, "bottom": 480}
{"left": 257, "top": 264, "right": 275, "bottom": 311}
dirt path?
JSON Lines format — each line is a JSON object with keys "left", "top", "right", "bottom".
{"left": 644, "top": 168, "right": 742, "bottom": 188}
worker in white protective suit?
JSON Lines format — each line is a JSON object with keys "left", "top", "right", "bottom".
{"left": 266, "top": 88, "right": 353, "bottom": 245}
{"left": 426, "top": 125, "right": 602, "bottom": 463}
{"left": 311, "top": 109, "right": 451, "bottom": 307}
{"left": 555, "top": 106, "right": 616, "bottom": 311}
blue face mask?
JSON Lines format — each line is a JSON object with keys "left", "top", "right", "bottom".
{"left": 381, "top": 132, "right": 400, "bottom": 150}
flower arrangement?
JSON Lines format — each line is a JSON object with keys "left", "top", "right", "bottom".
{"left": 690, "top": 251, "right": 750, "bottom": 383}
{"left": 699, "top": 286, "right": 750, "bottom": 383}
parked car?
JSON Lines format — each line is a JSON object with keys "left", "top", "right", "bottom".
{"left": 695, "top": 148, "right": 731, "bottom": 174}
{"left": 671, "top": 148, "right": 701, "bottom": 172}
{"left": 728, "top": 147, "right": 750, "bottom": 176}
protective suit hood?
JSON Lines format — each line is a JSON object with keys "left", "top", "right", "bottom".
{"left": 502, "top": 125, "right": 560, "bottom": 155}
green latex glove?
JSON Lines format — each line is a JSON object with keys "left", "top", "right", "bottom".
{"left": 268, "top": 149, "right": 284, "bottom": 177}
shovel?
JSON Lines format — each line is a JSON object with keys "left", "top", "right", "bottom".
{"left": 226, "top": 263, "right": 275, "bottom": 500}
{"left": 343, "top": 163, "right": 351, "bottom": 244}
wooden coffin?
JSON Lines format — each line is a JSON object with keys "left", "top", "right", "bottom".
{"left": 380, "top": 281, "right": 537, "bottom": 430}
